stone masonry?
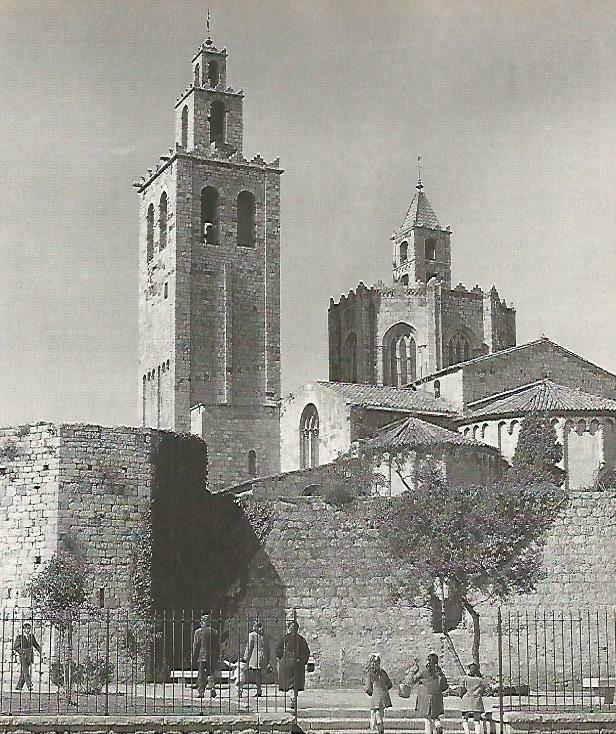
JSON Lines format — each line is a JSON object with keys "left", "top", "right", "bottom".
{"left": 136, "top": 34, "right": 282, "bottom": 492}
{"left": 237, "top": 490, "right": 616, "bottom": 686}
{"left": 329, "top": 182, "right": 515, "bottom": 385}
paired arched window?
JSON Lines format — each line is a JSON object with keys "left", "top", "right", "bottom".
{"left": 159, "top": 192, "right": 168, "bottom": 250}
{"left": 181, "top": 106, "right": 188, "bottom": 148}
{"left": 146, "top": 203, "right": 154, "bottom": 262}
{"left": 210, "top": 100, "right": 226, "bottom": 144}
{"left": 208, "top": 60, "right": 219, "bottom": 87}
{"left": 383, "top": 323, "right": 417, "bottom": 386}
{"left": 201, "top": 186, "right": 219, "bottom": 245}
{"left": 300, "top": 404, "right": 319, "bottom": 469}
{"left": 446, "top": 334, "right": 472, "bottom": 367}
{"left": 194, "top": 63, "right": 201, "bottom": 87}
{"left": 400, "top": 241, "right": 408, "bottom": 263}
{"left": 343, "top": 332, "right": 358, "bottom": 383}
{"left": 237, "top": 191, "right": 256, "bottom": 246}
{"left": 248, "top": 450, "right": 257, "bottom": 478}
{"left": 425, "top": 238, "right": 436, "bottom": 260}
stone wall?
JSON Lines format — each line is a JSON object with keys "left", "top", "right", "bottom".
{"left": 0, "top": 715, "right": 293, "bottom": 734}
{"left": 191, "top": 404, "right": 279, "bottom": 492}
{"left": 0, "top": 423, "right": 60, "bottom": 608}
{"left": 238, "top": 490, "right": 616, "bottom": 686}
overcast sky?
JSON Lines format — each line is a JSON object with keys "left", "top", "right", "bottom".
{"left": 0, "top": 0, "right": 614, "bottom": 427}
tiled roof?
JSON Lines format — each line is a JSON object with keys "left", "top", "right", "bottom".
{"left": 464, "top": 380, "right": 616, "bottom": 421}
{"left": 317, "top": 381, "right": 458, "bottom": 415}
{"left": 362, "top": 415, "right": 496, "bottom": 450}
{"left": 394, "top": 189, "right": 441, "bottom": 235}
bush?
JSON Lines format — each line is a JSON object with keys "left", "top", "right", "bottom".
{"left": 0, "top": 439, "right": 18, "bottom": 462}
{"left": 50, "top": 657, "right": 114, "bottom": 694}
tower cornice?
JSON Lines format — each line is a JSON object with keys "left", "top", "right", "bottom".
{"left": 133, "top": 147, "right": 282, "bottom": 193}
{"left": 175, "top": 83, "right": 244, "bottom": 109}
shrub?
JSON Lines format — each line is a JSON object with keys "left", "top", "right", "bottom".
{"left": 50, "top": 657, "right": 114, "bottom": 694}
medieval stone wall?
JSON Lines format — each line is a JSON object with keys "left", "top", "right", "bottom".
{"left": 192, "top": 404, "right": 279, "bottom": 492}
{"left": 0, "top": 423, "right": 60, "bottom": 609}
{"left": 239, "top": 490, "right": 616, "bottom": 686}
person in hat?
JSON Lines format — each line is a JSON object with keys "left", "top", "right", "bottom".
{"left": 13, "top": 622, "right": 41, "bottom": 692}
{"left": 365, "top": 652, "right": 393, "bottom": 734}
{"left": 410, "top": 653, "right": 449, "bottom": 734}
{"left": 275, "top": 619, "right": 310, "bottom": 695}
{"left": 192, "top": 614, "right": 220, "bottom": 698}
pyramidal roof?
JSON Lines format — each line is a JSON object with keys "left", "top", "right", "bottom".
{"left": 465, "top": 379, "right": 616, "bottom": 422}
{"left": 361, "top": 415, "right": 496, "bottom": 451}
{"left": 394, "top": 187, "right": 441, "bottom": 236}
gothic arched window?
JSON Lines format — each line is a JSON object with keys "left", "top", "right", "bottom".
{"left": 400, "top": 241, "right": 408, "bottom": 263}
{"left": 208, "top": 60, "right": 219, "bottom": 87}
{"left": 401, "top": 274, "right": 409, "bottom": 286}
{"left": 300, "top": 404, "right": 319, "bottom": 469}
{"left": 446, "top": 334, "right": 472, "bottom": 367}
{"left": 210, "top": 100, "right": 226, "bottom": 144}
{"left": 146, "top": 203, "right": 154, "bottom": 261}
{"left": 201, "top": 186, "right": 219, "bottom": 245}
{"left": 181, "top": 105, "right": 188, "bottom": 148}
{"left": 434, "top": 379, "right": 441, "bottom": 399}
{"left": 237, "top": 191, "right": 256, "bottom": 246}
{"left": 383, "top": 323, "right": 417, "bottom": 386}
{"left": 248, "top": 450, "right": 257, "bottom": 478}
{"left": 194, "top": 63, "right": 201, "bottom": 87}
{"left": 159, "top": 192, "right": 168, "bottom": 250}
{"left": 343, "top": 332, "right": 358, "bottom": 383}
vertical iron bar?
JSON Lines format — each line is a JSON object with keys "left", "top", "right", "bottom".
{"left": 293, "top": 609, "right": 298, "bottom": 725}
{"left": 1, "top": 609, "right": 5, "bottom": 708}
{"left": 569, "top": 612, "right": 575, "bottom": 708}
{"left": 105, "top": 610, "right": 110, "bottom": 715}
{"left": 497, "top": 608, "right": 504, "bottom": 733}
{"left": 596, "top": 609, "right": 601, "bottom": 711}
{"left": 578, "top": 611, "right": 584, "bottom": 709}
{"left": 163, "top": 610, "right": 167, "bottom": 714}
{"left": 9, "top": 609, "right": 15, "bottom": 714}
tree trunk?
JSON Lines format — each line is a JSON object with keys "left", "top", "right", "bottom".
{"left": 462, "top": 599, "right": 481, "bottom": 665}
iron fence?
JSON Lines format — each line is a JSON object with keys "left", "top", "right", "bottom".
{"left": 497, "top": 608, "right": 616, "bottom": 715}
{"left": 0, "top": 609, "right": 304, "bottom": 716}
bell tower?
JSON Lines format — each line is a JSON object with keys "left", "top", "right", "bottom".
{"left": 136, "top": 29, "right": 282, "bottom": 490}
{"left": 391, "top": 167, "right": 452, "bottom": 288}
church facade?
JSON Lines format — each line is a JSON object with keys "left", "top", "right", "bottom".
{"left": 328, "top": 178, "right": 516, "bottom": 385}
{"left": 135, "top": 35, "right": 282, "bottom": 490}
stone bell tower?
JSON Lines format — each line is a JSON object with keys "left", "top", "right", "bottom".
{"left": 135, "top": 30, "right": 282, "bottom": 490}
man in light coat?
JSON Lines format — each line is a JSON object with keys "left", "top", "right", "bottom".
{"left": 243, "top": 621, "right": 271, "bottom": 697}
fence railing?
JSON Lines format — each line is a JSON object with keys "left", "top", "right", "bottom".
{"left": 497, "top": 608, "right": 616, "bottom": 715}
{"left": 0, "top": 609, "right": 303, "bottom": 716}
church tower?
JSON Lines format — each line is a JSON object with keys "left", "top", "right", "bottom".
{"left": 391, "top": 172, "right": 452, "bottom": 289}
{"left": 135, "top": 31, "right": 282, "bottom": 490}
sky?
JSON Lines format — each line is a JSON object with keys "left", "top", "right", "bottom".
{"left": 0, "top": 0, "right": 615, "bottom": 427}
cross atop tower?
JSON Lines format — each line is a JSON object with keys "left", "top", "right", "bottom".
{"left": 416, "top": 155, "right": 423, "bottom": 190}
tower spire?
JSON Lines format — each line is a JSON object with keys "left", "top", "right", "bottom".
{"left": 206, "top": 9, "right": 211, "bottom": 40}
{"left": 416, "top": 155, "right": 423, "bottom": 190}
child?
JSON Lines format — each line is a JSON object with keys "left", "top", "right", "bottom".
{"left": 230, "top": 658, "right": 247, "bottom": 697}
{"left": 458, "top": 662, "right": 486, "bottom": 734}
{"left": 365, "top": 653, "right": 393, "bottom": 734}
{"left": 411, "top": 653, "right": 448, "bottom": 734}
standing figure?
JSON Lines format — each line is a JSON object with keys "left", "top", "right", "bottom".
{"left": 459, "top": 663, "right": 486, "bottom": 734}
{"left": 14, "top": 623, "right": 41, "bottom": 692}
{"left": 411, "top": 653, "right": 449, "bottom": 734}
{"left": 275, "top": 620, "right": 310, "bottom": 695}
{"left": 244, "top": 620, "right": 271, "bottom": 697}
{"left": 192, "top": 614, "right": 220, "bottom": 698}
{"left": 365, "top": 653, "right": 393, "bottom": 734}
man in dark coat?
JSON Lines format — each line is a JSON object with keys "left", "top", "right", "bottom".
{"left": 192, "top": 614, "right": 220, "bottom": 698}
{"left": 14, "top": 623, "right": 41, "bottom": 691}
{"left": 275, "top": 620, "right": 310, "bottom": 694}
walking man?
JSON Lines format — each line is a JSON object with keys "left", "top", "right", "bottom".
{"left": 192, "top": 614, "right": 220, "bottom": 698}
{"left": 14, "top": 623, "right": 41, "bottom": 691}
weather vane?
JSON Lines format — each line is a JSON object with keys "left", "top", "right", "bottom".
{"left": 417, "top": 155, "right": 423, "bottom": 190}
